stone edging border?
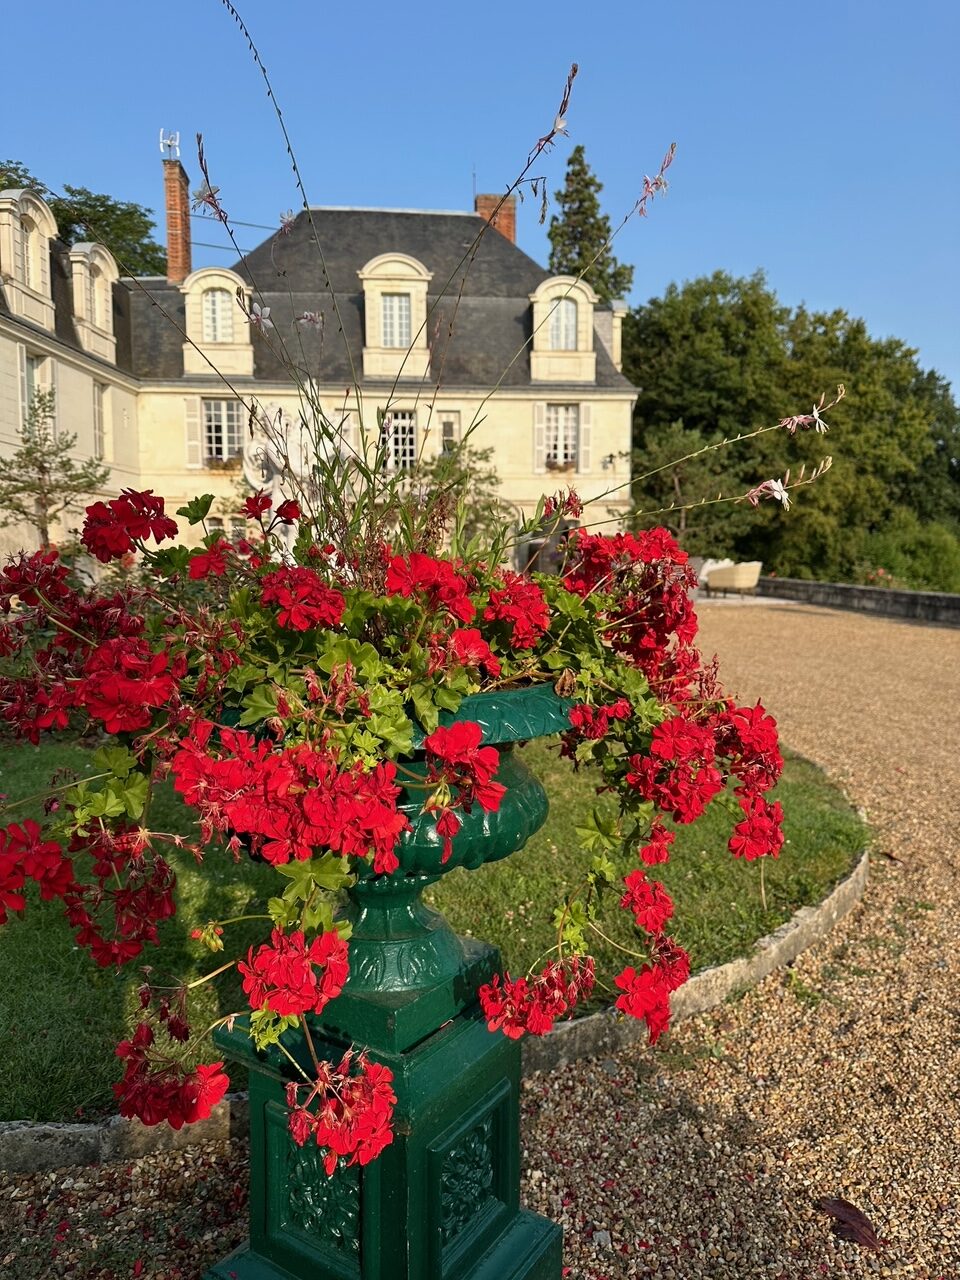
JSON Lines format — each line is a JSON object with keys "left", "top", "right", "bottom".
{"left": 0, "top": 850, "right": 868, "bottom": 1173}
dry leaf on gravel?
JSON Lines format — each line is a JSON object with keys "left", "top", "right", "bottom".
{"left": 816, "top": 1195, "right": 881, "bottom": 1249}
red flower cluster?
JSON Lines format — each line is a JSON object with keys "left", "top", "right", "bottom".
{"left": 64, "top": 825, "right": 177, "bottom": 967}
{"left": 620, "top": 869, "right": 674, "bottom": 934}
{"left": 729, "top": 793, "right": 785, "bottom": 861}
{"left": 238, "top": 927, "right": 349, "bottom": 1016}
{"left": 114, "top": 1022, "right": 229, "bottom": 1129}
{"left": 561, "top": 529, "right": 698, "bottom": 698}
{"left": 242, "top": 492, "right": 301, "bottom": 523}
{"left": 172, "top": 726, "right": 409, "bottom": 873}
{"left": 478, "top": 955, "right": 596, "bottom": 1037}
{"left": 0, "top": 820, "right": 73, "bottom": 924}
{"left": 567, "top": 698, "right": 632, "bottom": 741}
{"left": 628, "top": 714, "right": 724, "bottom": 824}
{"left": 286, "top": 1050, "right": 396, "bottom": 1175}
{"left": 448, "top": 628, "right": 501, "bottom": 678}
{"left": 386, "top": 553, "right": 475, "bottom": 623}
{"left": 188, "top": 540, "right": 230, "bottom": 581}
{"left": 260, "top": 567, "right": 346, "bottom": 631}
{"left": 80, "top": 638, "right": 177, "bottom": 734}
{"left": 422, "top": 721, "right": 505, "bottom": 862}
{"left": 483, "top": 571, "right": 549, "bottom": 649}
{"left": 613, "top": 937, "right": 690, "bottom": 1044}
{"left": 639, "top": 819, "right": 675, "bottom": 866}
{"left": 81, "top": 490, "right": 178, "bottom": 563}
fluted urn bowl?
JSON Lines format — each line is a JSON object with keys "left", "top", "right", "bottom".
{"left": 324, "top": 685, "right": 572, "bottom": 1051}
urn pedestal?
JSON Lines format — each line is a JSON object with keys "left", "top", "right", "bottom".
{"left": 205, "top": 687, "right": 570, "bottom": 1280}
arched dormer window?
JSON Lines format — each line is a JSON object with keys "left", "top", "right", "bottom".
{"left": 202, "top": 287, "right": 234, "bottom": 343}
{"left": 549, "top": 297, "right": 577, "bottom": 351}
{"left": 69, "top": 242, "right": 119, "bottom": 360}
{"left": 357, "top": 253, "right": 432, "bottom": 381}
{"left": 0, "top": 190, "right": 58, "bottom": 329}
{"left": 181, "top": 268, "right": 251, "bottom": 377}
{"left": 529, "top": 276, "right": 598, "bottom": 383}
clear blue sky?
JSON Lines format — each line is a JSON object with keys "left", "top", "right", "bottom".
{"left": 6, "top": 0, "right": 959, "bottom": 393}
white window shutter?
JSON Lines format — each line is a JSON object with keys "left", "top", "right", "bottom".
{"left": 579, "top": 402, "right": 592, "bottom": 473}
{"left": 184, "top": 397, "right": 203, "bottom": 468}
{"left": 534, "top": 402, "right": 546, "bottom": 474}
{"left": 13, "top": 226, "right": 25, "bottom": 286}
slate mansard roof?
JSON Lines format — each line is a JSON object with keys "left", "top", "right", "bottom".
{"left": 126, "top": 209, "right": 634, "bottom": 392}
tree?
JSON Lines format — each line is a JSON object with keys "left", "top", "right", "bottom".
{"left": 547, "top": 145, "right": 633, "bottom": 302}
{"left": 0, "top": 159, "right": 166, "bottom": 276}
{"left": 410, "top": 443, "right": 507, "bottom": 552}
{"left": 0, "top": 390, "right": 110, "bottom": 549}
{"left": 622, "top": 270, "right": 960, "bottom": 589}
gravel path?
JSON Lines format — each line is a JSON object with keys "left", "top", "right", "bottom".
{"left": 3, "top": 601, "right": 958, "bottom": 1279}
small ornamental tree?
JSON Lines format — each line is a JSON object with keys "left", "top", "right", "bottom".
{"left": 0, "top": 390, "right": 110, "bottom": 549}
{"left": 548, "top": 144, "right": 634, "bottom": 302}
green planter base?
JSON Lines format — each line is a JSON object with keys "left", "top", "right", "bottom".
{"left": 204, "top": 1005, "right": 561, "bottom": 1280}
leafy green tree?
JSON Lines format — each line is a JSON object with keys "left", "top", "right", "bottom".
{"left": 623, "top": 271, "right": 960, "bottom": 589}
{"left": 547, "top": 145, "right": 633, "bottom": 302}
{"left": 0, "top": 160, "right": 166, "bottom": 276}
{"left": 410, "top": 443, "right": 506, "bottom": 552}
{"left": 0, "top": 390, "right": 110, "bottom": 549}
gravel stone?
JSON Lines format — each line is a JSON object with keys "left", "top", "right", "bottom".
{"left": 1, "top": 601, "right": 957, "bottom": 1278}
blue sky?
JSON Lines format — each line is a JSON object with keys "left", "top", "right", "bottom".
{"left": 6, "top": 0, "right": 959, "bottom": 393}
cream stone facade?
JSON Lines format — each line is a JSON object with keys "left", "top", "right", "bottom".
{"left": 0, "top": 167, "right": 637, "bottom": 564}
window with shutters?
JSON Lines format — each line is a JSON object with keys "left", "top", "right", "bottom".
{"left": 202, "top": 288, "right": 234, "bottom": 343}
{"left": 21, "top": 219, "right": 40, "bottom": 291}
{"left": 546, "top": 404, "right": 580, "bottom": 470}
{"left": 382, "top": 294, "right": 411, "bottom": 348}
{"left": 203, "top": 399, "right": 244, "bottom": 461}
{"left": 381, "top": 411, "right": 416, "bottom": 471}
{"left": 548, "top": 298, "right": 577, "bottom": 351}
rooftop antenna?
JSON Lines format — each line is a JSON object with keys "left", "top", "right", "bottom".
{"left": 159, "top": 129, "right": 181, "bottom": 160}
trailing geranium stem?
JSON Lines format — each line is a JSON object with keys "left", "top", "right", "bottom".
{"left": 185, "top": 959, "right": 236, "bottom": 990}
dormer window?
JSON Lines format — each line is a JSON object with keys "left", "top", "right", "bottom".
{"left": 87, "top": 267, "right": 101, "bottom": 329}
{"left": 382, "top": 293, "right": 411, "bottom": 348}
{"left": 549, "top": 298, "right": 577, "bottom": 351}
{"left": 180, "top": 268, "right": 252, "bottom": 377}
{"left": 529, "top": 277, "right": 598, "bottom": 383}
{"left": 202, "top": 288, "right": 234, "bottom": 343}
{"left": 0, "top": 192, "right": 57, "bottom": 329}
{"left": 358, "top": 254, "right": 432, "bottom": 381}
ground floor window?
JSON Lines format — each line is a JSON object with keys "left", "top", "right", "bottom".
{"left": 546, "top": 403, "right": 579, "bottom": 469}
{"left": 203, "top": 399, "right": 244, "bottom": 460}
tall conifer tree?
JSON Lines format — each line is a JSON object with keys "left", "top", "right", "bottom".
{"left": 547, "top": 145, "right": 633, "bottom": 302}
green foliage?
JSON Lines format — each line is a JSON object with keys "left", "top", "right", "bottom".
{"left": 0, "top": 390, "right": 110, "bottom": 549}
{"left": 408, "top": 443, "right": 508, "bottom": 558}
{"left": 623, "top": 271, "right": 960, "bottom": 588}
{"left": 850, "top": 508, "right": 960, "bottom": 592}
{"left": 0, "top": 159, "right": 167, "bottom": 276}
{"left": 547, "top": 145, "right": 634, "bottom": 302}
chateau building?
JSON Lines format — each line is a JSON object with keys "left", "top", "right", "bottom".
{"left": 0, "top": 158, "right": 637, "bottom": 558}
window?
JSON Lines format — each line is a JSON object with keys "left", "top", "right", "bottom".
{"left": 440, "top": 413, "right": 460, "bottom": 455}
{"left": 93, "top": 383, "right": 105, "bottom": 459}
{"left": 381, "top": 411, "right": 416, "bottom": 471}
{"left": 382, "top": 294, "right": 411, "bottom": 348}
{"left": 21, "top": 219, "right": 38, "bottom": 290}
{"left": 21, "top": 353, "right": 45, "bottom": 428}
{"left": 549, "top": 298, "right": 577, "bottom": 351}
{"left": 203, "top": 399, "right": 244, "bottom": 460}
{"left": 546, "top": 404, "right": 579, "bottom": 469}
{"left": 202, "top": 288, "right": 234, "bottom": 343}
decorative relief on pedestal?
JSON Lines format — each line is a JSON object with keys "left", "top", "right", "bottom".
{"left": 439, "top": 1113, "right": 495, "bottom": 1246}
{"left": 285, "top": 1142, "right": 361, "bottom": 1255}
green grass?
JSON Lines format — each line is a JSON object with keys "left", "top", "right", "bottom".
{"left": 0, "top": 737, "right": 866, "bottom": 1122}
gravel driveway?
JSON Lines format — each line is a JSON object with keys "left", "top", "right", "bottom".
{"left": 2, "top": 601, "right": 958, "bottom": 1279}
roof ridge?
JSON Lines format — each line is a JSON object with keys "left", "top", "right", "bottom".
{"left": 306, "top": 206, "right": 477, "bottom": 217}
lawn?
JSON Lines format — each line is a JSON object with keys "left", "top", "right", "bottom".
{"left": 0, "top": 736, "right": 866, "bottom": 1122}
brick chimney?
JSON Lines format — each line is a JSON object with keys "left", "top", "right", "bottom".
{"left": 163, "top": 158, "right": 192, "bottom": 283}
{"left": 474, "top": 193, "right": 516, "bottom": 244}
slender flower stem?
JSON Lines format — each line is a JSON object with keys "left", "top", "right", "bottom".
{"left": 586, "top": 919, "right": 649, "bottom": 960}
{"left": 185, "top": 959, "right": 236, "bottom": 990}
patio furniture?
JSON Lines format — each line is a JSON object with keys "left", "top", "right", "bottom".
{"left": 704, "top": 561, "right": 763, "bottom": 596}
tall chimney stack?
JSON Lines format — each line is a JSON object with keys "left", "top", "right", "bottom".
{"left": 163, "top": 158, "right": 192, "bottom": 283}
{"left": 474, "top": 193, "right": 516, "bottom": 244}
